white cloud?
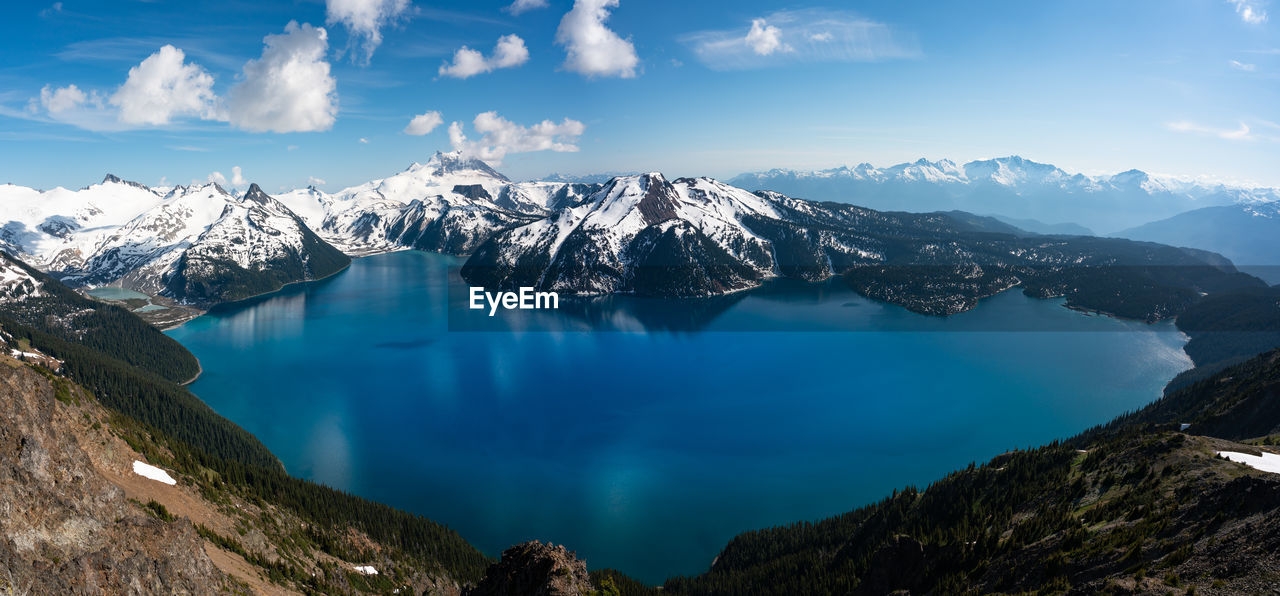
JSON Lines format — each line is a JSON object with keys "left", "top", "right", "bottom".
{"left": 109, "top": 45, "right": 217, "bottom": 126}
{"left": 439, "top": 34, "right": 529, "bottom": 79}
{"left": 1230, "top": 59, "right": 1258, "bottom": 71}
{"left": 745, "top": 19, "right": 791, "bottom": 56}
{"left": 448, "top": 111, "right": 586, "bottom": 164}
{"left": 506, "top": 0, "right": 549, "bottom": 15}
{"left": 35, "top": 84, "right": 121, "bottom": 131}
{"left": 39, "top": 2, "right": 62, "bottom": 17}
{"left": 404, "top": 110, "right": 444, "bottom": 135}
{"left": 325, "top": 0, "right": 410, "bottom": 62}
{"left": 1167, "top": 120, "right": 1254, "bottom": 140}
{"left": 207, "top": 166, "right": 247, "bottom": 187}
{"left": 359, "top": 137, "right": 369, "bottom": 144}
{"left": 683, "top": 9, "right": 919, "bottom": 71}
{"left": 1229, "top": 0, "right": 1269, "bottom": 23}
{"left": 41, "top": 84, "right": 89, "bottom": 114}
{"left": 225, "top": 22, "right": 338, "bottom": 134}
{"left": 308, "top": 176, "right": 327, "bottom": 187}
{"left": 556, "top": 0, "right": 639, "bottom": 78}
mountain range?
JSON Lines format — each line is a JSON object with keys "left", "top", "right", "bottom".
{"left": 0, "top": 152, "right": 1273, "bottom": 317}
{"left": 729, "top": 156, "right": 1280, "bottom": 233}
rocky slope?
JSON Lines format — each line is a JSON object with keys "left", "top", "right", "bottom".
{"left": 466, "top": 542, "right": 597, "bottom": 596}
{"left": 0, "top": 356, "right": 234, "bottom": 594}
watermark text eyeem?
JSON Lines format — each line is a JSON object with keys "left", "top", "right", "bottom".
{"left": 469, "top": 287, "right": 559, "bottom": 316}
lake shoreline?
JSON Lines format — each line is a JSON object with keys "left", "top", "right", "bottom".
{"left": 168, "top": 251, "right": 1195, "bottom": 584}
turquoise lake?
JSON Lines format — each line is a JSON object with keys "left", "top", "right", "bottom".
{"left": 166, "top": 250, "right": 1193, "bottom": 583}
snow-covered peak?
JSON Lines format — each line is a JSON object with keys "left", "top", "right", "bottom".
{"left": 98, "top": 174, "right": 154, "bottom": 192}
{"left": 416, "top": 150, "right": 511, "bottom": 182}
{"left": 963, "top": 156, "right": 1070, "bottom": 187}
{"left": 886, "top": 158, "right": 966, "bottom": 183}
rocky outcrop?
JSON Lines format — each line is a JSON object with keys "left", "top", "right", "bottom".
{"left": 466, "top": 541, "right": 595, "bottom": 596}
{"left": 0, "top": 361, "right": 234, "bottom": 594}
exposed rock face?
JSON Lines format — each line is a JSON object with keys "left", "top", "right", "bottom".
{"left": 0, "top": 362, "right": 233, "bottom": 593}
{"left": 466, "top": 541, "right": 595, "bottom": 596}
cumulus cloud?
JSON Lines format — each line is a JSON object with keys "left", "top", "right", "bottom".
{"left": 745, "top": 19, "right": 790, "bottom": 56}
{"left": 1230, "top": 59, "right": 1258, "bottom": 71}
{"left": 683, "top": 9, "right": 919, "bottom": 70}
{"left": 308, "top": 176, "right": 328, "bottom": 187}
{"left": 34, "top": 84, "right": 120, "bottom": 131}
{"left": 33, "top": 47, "right": 216, "bottom": 130}
{"left": 1229, "top": 0, "right": 1268, "bottom": 23}
{"left": 1167, "top": 120, "right": 1255, "bottom": 140}
{"left": 225, "top": 22, "right": 338, "bottom": 133}
{"left": 359, "top": 137, "right": 369, "bottom": 143}
{"left": 404, "top": 110, "right": 444, "bottom": 135}
{"left": 439, "top": 35, "right": 530, "bottom": 79}
{"left": 448, "top": 111, "right": 585, "bottom": 164}
{"left": 506, "top": 0, "right": 549, "bottom": 15}
{"left": 109, "top": 45, "right": 217, "bottom": 126}
{"left": 207, "top": 166, "right": 248, "bottom": 188}
{"left": 41, "top": 84, "right": 90, "bottom": 114}
{"left": 325, "top": 0, "right": 410, "bottom": 62}
{"left": 556, "top": 0, "right": 639, "bottom": 78}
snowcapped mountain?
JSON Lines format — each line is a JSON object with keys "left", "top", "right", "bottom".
{"left": 463, "top": 173, "right": 789, "bottom": 296}
{"left": 0, "top": 176, "right": 349, "bottom": 307}
{"left": 0, "top": 175, "right": 169, "bottom": 272}
{"left": 276, "top": 151, "right": 599, "bottom": 255}
{"left": 729, "top": 156, "right": 1280, "bottom": 233}
{"left": 160, "top": 184, "right": 350, "bottom": 304}
{"left": 0, "top": 152, "right": 599, "bottom": 307}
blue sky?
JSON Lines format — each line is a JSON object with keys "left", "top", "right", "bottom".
{"left": 1, "top": 0, "right": 1277, "bottom": 191}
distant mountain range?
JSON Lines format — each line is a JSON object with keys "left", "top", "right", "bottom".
{"left": 729, "top": 156, "right": 1280, "bottom": 233}
{"left": 0, "top": 152, "right": 1270, "bottom": 317}
{"left": 1117, "top": 201, "right": 1280, "bottom": 284}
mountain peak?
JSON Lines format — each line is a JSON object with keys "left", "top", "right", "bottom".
{"left": 97, "top": 174, "right": 150, "bottom": 191}
{"left": 421, "top": 150, "right": 511, "bottom": 182}
{"left": 242, "top": 183, "right": 270, "bottom": 203}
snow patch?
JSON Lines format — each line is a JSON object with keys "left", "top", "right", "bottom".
{"left": 132, "top": 460, "right": 177, "bottom": 485}
{"left": 1218, "top": 451, "right": 1280, "bottom": 474}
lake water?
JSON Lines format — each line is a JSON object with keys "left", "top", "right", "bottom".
{"left": 167, "top": 251, "right": 1193, "bottom": 583}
